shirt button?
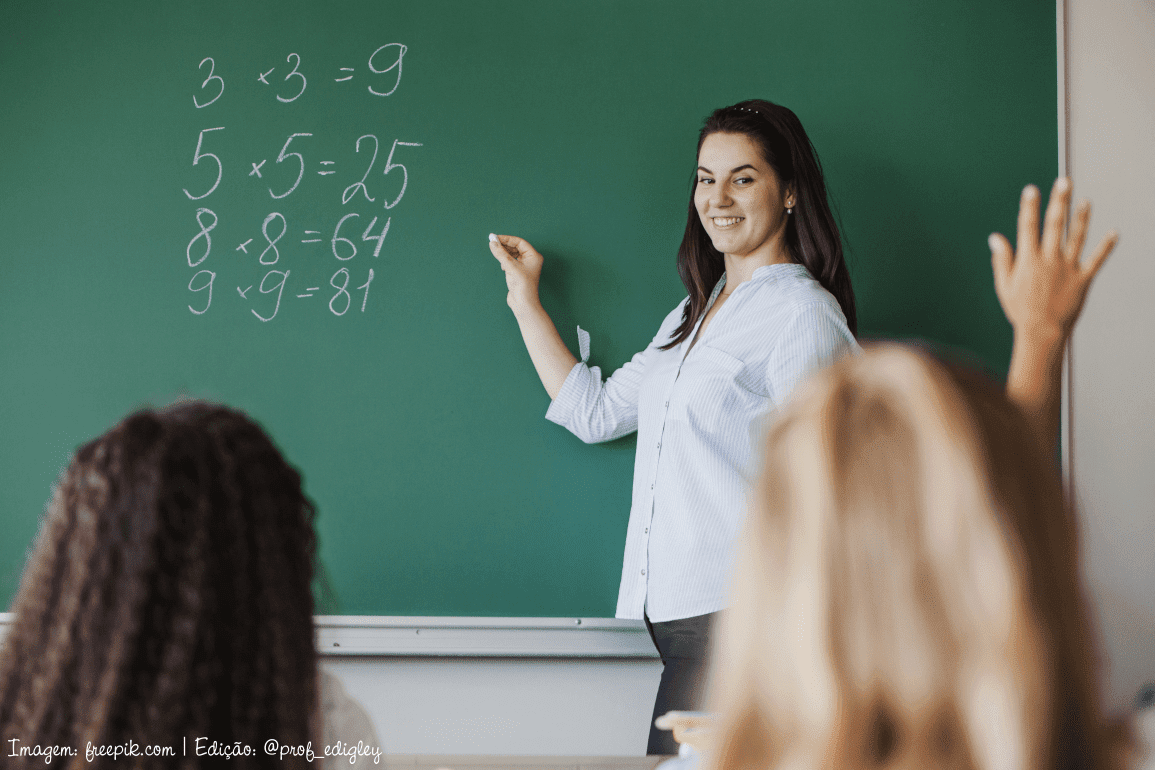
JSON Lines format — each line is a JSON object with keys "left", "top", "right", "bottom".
{"left": 641, "top": 569, "right": 646, "bottom": 576}
{"left": 656, "top": 442, "right": 661, "bottom": 449}
{"left": 644, "top": 528, "right": 649, "bottom": 533}
{"left": 664, "top": 401, "right": 669, "bottom": 407}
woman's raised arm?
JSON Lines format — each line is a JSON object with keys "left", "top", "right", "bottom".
{"left": 489, "top": 234, "right": 578, "bottom": 399}
{"left": 990, "top": 177, "right": 1118, "bottom": 450}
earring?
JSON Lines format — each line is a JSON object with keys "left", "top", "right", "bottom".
{"left": 787, "top": 206, "right": 793, "bottom": 215}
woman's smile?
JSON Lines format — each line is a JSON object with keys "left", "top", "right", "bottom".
{"left": 695, "top": 131, "right": 793, "bottom": 264}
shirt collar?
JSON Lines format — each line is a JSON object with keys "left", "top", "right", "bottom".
{"left": 711, "top": 262, "right": 811, "bottom": 300}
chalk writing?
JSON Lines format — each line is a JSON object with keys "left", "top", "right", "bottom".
{"left": 276, "top": 53, "right": 307, "bottom": 103}
{"left": 260, "top": 213, "right": 287, "bottom": 265}
{"left": 193, "top": 58, "right": 224, "bottom": 109}
{"left": 182, "top": 44, "right": 421, "bottom": 320}
{"left": 188, "top": 270, "right": 215, "bottom": 315}
{"left": 269, "top": 133, "right": 312, "bottom": 199}
{"left": 382, "top": 139, "right": 423, "bottom": 209}
{"left": 182, "top": 127, "right": 225, "bottom": 200}
{"left": 187, "top": 208, "right": 217, "bottom": 267}
{"left": 253, "top": 269, "right": 290, "bottom": 322}
{"left": 367, "top": 44, "right": 406, "bottom": 97}
{"left": 343, "top": 134, "right": 378, "bottom": 204}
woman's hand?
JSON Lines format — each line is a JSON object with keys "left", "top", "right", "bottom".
{"left": 989, "top": 177, "right": 1117, "bottom": 349}
{"left": 992, "top": 177, "right": 1118, "bottom": 450}
{"left": 487, "top": 233, "right": 577, "bottom": 398}
{"left": 489, "top": 233, "right": 545, "bottom": 312}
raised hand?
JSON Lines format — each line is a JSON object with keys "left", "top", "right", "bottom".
{"left": 989, "top": 177, "right": 1118, "bottom": 348}
{"left": 992, "top": 177, "right": 1118, "bottom": 450}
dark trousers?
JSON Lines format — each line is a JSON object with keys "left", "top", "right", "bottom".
{"left": 643, "top": 611, "right": 717, "bottom": 755}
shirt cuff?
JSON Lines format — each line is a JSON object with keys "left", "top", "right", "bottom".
{"left": 545, "top": 361, "right": 593, "bottom": 426}
{"left": 545, "top": 325, "right": 593, "bottom": 425}
{"left": 576, "top": 325, "right": 590, "bottom": 363}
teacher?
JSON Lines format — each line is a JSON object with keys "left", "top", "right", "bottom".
{"left": 489, "top": 99, "right": 858, "bottom": 755}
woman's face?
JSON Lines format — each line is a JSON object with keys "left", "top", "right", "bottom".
{"left": 694, "top": 131, "right": 794, "bottom": 261}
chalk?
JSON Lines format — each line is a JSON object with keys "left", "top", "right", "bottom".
{"left": 488, "top": 233, "right": 497, "bottom": 242}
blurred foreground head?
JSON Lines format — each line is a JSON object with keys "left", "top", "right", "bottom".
{"left": 0, "top": 402, "right": 317, "bottom": 769}
{"left": 708, "top": 344, "right": 1118, "bottom": 770}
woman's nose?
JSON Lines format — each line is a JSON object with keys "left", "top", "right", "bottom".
{"left": 710, "top": 183, "right": 732, "bottom": 207}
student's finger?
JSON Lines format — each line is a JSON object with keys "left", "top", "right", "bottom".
{"left": 1017, "top": 185, "right": 1041, "bottom": 259}
{"left": 1065, "top": 199, "right": 1092, "bottom": 263}
{"left": 989, "top": 232, "right": 1014, "bottom": 294}
{"left": 1082, "top": 230, "right": 1119, "bottom": 282}
{"left": 1039, "top": 177, "right": 1071, "bottom": 260}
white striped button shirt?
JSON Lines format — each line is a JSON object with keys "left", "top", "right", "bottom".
{"left": 545, "top": 263, "right": 859, "bottom": 621}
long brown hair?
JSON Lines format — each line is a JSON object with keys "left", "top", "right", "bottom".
{"left": 706, "top": 344, "right": 1119, "bottom": 770}
{"left": 0, "top": 402, "right": 318, "bottom": 769}
{"left": 663, "top": 99, "right": 857, "bottom": 350}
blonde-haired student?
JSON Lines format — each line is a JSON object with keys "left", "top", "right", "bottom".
{"left": 707, "top": 341, "right": 1125, "bottom": 770}
{"left": 680, "top": 180, "right": 1135, "bottom": 770}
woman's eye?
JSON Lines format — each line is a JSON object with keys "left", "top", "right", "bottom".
{"left": 698, "top": 178, "right": 714, "bottom": 185}
{"left": 735, "top": 177, "right": 754, "bottom": 185}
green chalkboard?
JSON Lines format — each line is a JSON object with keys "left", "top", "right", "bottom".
{"left": 0, "top": 0, "right": 1055, "bottom": 616}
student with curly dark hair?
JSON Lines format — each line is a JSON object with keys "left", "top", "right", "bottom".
{"left": 0, "top": 402, "right": 376, "bottom": 769}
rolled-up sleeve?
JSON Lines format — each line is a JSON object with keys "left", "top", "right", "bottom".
{"left": 765, "top": 301, "right": 859, "bottom": 406}
{"left": 545, "top": 331, "right": 650, "bottom": 444}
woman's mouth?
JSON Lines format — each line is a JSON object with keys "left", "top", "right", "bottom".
{"left": 712, "top": 216, "right": 744, "bottom": 228}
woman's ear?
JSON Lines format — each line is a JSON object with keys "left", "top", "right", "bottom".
{"left": 785, "top": 183, "right": 797, "bottom": 210}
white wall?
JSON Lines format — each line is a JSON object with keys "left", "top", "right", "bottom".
{"left": 323, "top": 657, "right": 661, "bottom": 756}
{"left": 309, "top": 617, "right": 663, "bottom": 755}
{"left": 1067, "top": 0, "right": 1155, "bottom": 713}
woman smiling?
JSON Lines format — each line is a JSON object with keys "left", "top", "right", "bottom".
{"left": 489, "top": 99, "right": 858, "bottom": 754}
